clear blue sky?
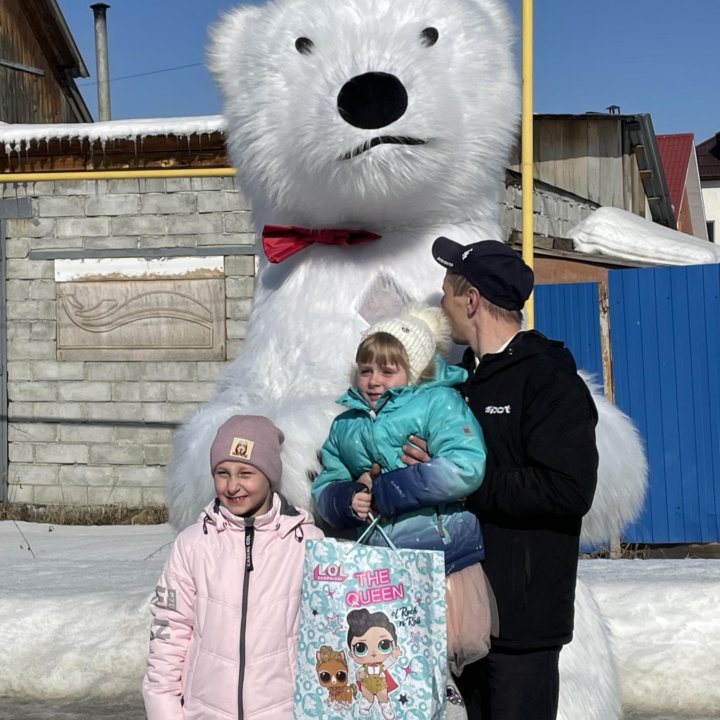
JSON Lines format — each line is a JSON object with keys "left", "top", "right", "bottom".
{"left": 60, "top": 0, "right": 719, "bottom": 144}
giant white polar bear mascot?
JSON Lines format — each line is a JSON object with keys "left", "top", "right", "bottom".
{"left": 168, "top": 0, "right": 647, "bottom": 717}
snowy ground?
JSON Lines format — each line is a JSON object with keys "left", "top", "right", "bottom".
{"left": 1, "top": 521, "right": 719, "bottom": 718}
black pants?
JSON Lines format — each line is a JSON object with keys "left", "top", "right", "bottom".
{"left": 454, "top": 646, "right": 561, "bottom": 720}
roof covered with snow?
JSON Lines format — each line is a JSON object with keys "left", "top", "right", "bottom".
{"left": 0, "top": 116, "right": 227, "bottom": 155}
{"left": 569, "top": 206, "right": 720, "bottom": 265}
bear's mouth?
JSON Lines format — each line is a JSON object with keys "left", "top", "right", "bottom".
{"left": 339, "top": 136, "right": 427, "bottom": 161}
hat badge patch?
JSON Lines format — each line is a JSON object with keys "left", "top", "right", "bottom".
{"left": 229, "top": 436, "right": 254, "bottom": 460}
{"left": 461, "top": 248, "right": 474, "bottom": 260}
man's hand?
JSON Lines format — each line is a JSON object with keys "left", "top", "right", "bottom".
{"left": 401, "top": 434, "right": 430, "bottom": 465}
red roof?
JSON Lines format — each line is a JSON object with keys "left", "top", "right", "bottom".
{"left": 656, "top": 133, "right": 695, "bottom": 220}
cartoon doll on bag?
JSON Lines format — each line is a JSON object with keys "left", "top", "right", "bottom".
{"left": 346, "top": 609, "right": 402, "bottom": 720}
{"left": 316, "top": 645, "right": 358, "bottom": 708}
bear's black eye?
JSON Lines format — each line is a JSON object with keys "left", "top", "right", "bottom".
{"left": 420, "top": 27, "right": 439, "bottom": 47}
{"left": 295, "top": 37, "right": 314, "bottom": 55}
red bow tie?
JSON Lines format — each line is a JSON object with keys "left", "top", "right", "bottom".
{"left": 261, "top": 224, "right": 382, "bottom": 263}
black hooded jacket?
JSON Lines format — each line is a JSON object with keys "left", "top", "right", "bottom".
{"left": 460, "top": 330, "right": 598, "bottom": 650}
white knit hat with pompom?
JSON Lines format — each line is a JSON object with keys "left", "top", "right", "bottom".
{"left": 364, "top": 303, "right": 450, "bottom": 383}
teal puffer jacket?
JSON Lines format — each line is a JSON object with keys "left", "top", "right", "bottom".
{"left": 311, "top": 356, "right": 487, "bottom": 574}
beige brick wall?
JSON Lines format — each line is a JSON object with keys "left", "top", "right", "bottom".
{"left": 2, "top": 175, "right": 256, "bottom": 509}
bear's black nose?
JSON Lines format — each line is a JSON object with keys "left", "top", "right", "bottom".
{"left": 337, "top": 72, "right": 408, "bottom": 130}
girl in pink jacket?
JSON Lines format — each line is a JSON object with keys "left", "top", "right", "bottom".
{"left": 142, "top": 415, "right": 324, "bottom": 720}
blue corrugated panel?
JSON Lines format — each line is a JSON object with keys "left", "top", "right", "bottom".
{"left": 619, "top": 267, "right": 672, "bottom": 542}
{"left": 640, "top": 268, "right": 672, "bottom": 542}
{"left": 611, "top": 264, "right": 720, "bottom": 544}
{"left": 673, "top": 267, "right": 701, "bottom": 540}
{"left": 688, "top": 265, "right": 720, "bottom": 542}
{"left": 702, "top": 268, "right": 720, "bottom": 541}
{"left": 534, "top": 282, "right": 603, "bottom": 389}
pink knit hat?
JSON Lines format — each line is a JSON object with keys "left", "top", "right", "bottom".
{"left": 210, "top": 415, "right": 284, "bottom": 487}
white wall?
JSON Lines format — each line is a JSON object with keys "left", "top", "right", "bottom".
{"left": 686, "top": 151, "right": 708, "bottom": 241}
{"left": 702, "top": 180, "right": 720, "bottom": 244}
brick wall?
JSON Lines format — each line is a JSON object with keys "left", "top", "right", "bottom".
{"left": 2, "top": 175, "right": 255, "bottom": 508}
{"left": 501, "top": 176, "right": 599, "bottom": 241}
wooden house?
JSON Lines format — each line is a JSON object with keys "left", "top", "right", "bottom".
{"left": 503, "top": 112, "right": 677, "bottom": 284}
{"left": 0, "top": 0, "right": 92, "bottom": 123}
{"left": 509, "top": 113, "right": 676, "bottom": 230}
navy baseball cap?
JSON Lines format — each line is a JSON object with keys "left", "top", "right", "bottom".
{"left": 432, "top": 237, "right": 534, "bottom": 311}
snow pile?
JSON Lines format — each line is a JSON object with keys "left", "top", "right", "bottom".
{"left": 0, "top": 115, "right": 226, "bottom": 156}
{"left": 0, "top": 521, "right": 172, "bottom": 699}
{"left": 579, "top": 559, "right": 720, "bottom": 716}
{"left": 568, "top": 207, "right": 720, "bottom": 265}
{"left": 1, "top": 521, "right": 719, "bottom": 715}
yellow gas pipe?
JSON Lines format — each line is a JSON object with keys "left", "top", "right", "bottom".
{"left": 521, "top": 0, "right": 535, "bottom": 328}
{"left": 0, "top": 167, "right": 237, "bottom": 183}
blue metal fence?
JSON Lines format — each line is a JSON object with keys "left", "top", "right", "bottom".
{"left": 610, "top": 264, "right": 720, "bottom": 543}
{"left": 535, "top": 266, "right": 720, "bottom": 544}
{"left": 534, "top": 282, "right": 604, "bottom": 390}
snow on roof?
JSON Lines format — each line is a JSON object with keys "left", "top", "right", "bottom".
{"left": 656, "top": 133, "right": 695, "bottom": 219}
{"left": 0, "top": 115, "right": 226, "bottom": 155}
{"left": 569, "top": 206, "right": 720, "bottom": 265}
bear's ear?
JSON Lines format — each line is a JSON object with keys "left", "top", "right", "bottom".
{"left": 207, "top": 5, "right": 263, "bottom": 92}
{"left": 458, "top": 0, "right": 515, "bottom": 40}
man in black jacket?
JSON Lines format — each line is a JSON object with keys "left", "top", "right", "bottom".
{"left": 412, "top": 237, "right": 598, "bottom": 719}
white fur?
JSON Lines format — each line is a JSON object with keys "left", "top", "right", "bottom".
{"left": 557, "top": 579, "right": 622, "bottom": 720}
{"left": 167, "top": 1, "right": 649, "bottom": 716}
{"left": 579, "top": 372, "right": 648, "bottom": 547}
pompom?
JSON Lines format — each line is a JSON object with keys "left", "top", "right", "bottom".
{"left": 401, "top": 303, "right": 452, "bottom": 358}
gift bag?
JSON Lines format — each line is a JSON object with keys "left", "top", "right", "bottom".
{"left": 293, "top": 518, "right": 448, "bottom": 720}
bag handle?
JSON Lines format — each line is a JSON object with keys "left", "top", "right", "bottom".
{"left": 354, "top": 512, "right": 399, "bottom": 553}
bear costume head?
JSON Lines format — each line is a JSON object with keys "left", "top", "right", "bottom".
{"left": 209, "top": 0, "right": 518, "bottom": 230}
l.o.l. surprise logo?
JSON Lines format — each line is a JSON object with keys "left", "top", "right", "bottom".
{"left": 313, "top": 563, "right": 348, "bottom": 582}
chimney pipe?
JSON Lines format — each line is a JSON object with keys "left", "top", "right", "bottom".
{"left": 91, "top": 3, "right": 112, "bottom": 121}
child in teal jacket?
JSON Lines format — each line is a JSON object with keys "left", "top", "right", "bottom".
{"left": 312, "top": 304, "right": 494, "bottom": 675}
